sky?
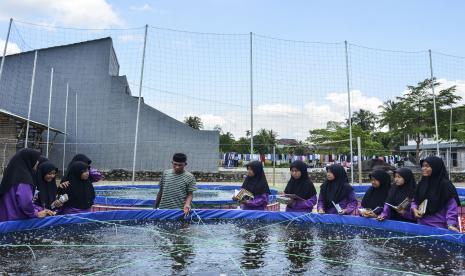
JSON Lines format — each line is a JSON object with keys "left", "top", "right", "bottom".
{"left": 2, "top": 0, "right": 465, "bottom": 54}
{"left": 0, "top": 0, "right": 464, "bottom": 140}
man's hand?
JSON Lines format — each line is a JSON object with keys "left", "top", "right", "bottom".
{"left": 183, "top": 205, "right": 191, "bottom": 217}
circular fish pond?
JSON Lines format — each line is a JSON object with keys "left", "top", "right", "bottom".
{"left": 0, "top": 210, "right": 464, "bottom": 275}
{"left": 93, "top": 184, "right": 279, "bottom": 209}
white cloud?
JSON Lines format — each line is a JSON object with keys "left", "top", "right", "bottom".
{"left": 325, "top": 89, "right": 384, "bottom": 115}
{"left": 130, "top": 4, "right": 152, "bottom": 12}
{"left": 255, "top": 103, "right": 300, "bottom": 116}
{"left": 0, "top": 39, "right": 21, "bottom": 56}
{"left": 0, "top": 0, "right": 123, "bottom": 28}
{"left": 148, "top": 90, "right": 384, "bottom": 140}
{"left": 197, "top": 114, "right": 225, "bottom": 130}
{"left": 118, "top": 34, "right": 145, "bottom": 43}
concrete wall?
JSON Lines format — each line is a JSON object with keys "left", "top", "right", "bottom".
{"left": 0, "top": 38, "right": 218, "bottom": 172}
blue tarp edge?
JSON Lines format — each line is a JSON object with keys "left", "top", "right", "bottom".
{"left": 0, "top": 209, "right": 463, "bottom": 246}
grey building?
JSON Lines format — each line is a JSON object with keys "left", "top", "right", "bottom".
{"left": 400, "top": 142, "right": 465, "bottom": 171}
{"left": 0, "top": 37, "right": 219, "bottom": 172}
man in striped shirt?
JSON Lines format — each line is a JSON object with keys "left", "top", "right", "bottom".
{"left": 154, "top": 153, "right": 196, "bottom": 216}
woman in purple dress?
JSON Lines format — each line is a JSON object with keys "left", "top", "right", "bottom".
{"left": 283, "top": 161, "right": 317, "bottom": 213}
{"left": 240, "top": 161, "right": 270, "bottom": 210}
{"left": 317, "top": 164, "right": 357, "bottom": 215}
{"left": 411, "top": 156, "right": 460, "bottom": 231}
{"left": 359, "top": 169, "right": 391, "bottom": 218}
{"left": 58, "top": 161, "right": 95, "bottom": 214}
{"left": 33, "top": 161, "right": 63, "bottom": 211}
{"left": 0, "top": 149, "right": 55, "bottom": 221}
{"left": 377, "top": 168, "right": 416, "bottom": 222}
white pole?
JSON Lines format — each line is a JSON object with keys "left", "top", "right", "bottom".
{"left": 62, "top": 83, "right": 69, "bottom": 173}
{"left": 357, "top": 137, "right": 362, "bottom": 185}
{"left": 46, "top": 67, "right": 54, "bottom": 157}
{"left": 131, "top": 25, "right": 148, "bottom": 183}
{"left": 0, "top": 18, "right": 13, "bottom": 84}
{"left": 344, "top": 41, "right": 354, "bottom": 183}
{"left": 25, "top": 50, "right": 38, "bottom": 148}
{"left": 449, "top": 107, "right": 453, "bottom": 178}
{"left": 272, "top": 145, "right": 276, "bottom": 187}
{"left": 428, "top": 50, "right": 440, "bottom": 156}
{"left": 75, "top": 92, "right": 78, "bottom": 154}
{"left": 250, "top": 32, "right": 254, "bottom": 155}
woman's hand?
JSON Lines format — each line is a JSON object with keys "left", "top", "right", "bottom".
{"left": 364, "top": 210, "right": 377, "bottom": 218}
{"left": 413, "top": 208, "right": 423, "bottom": 219}
{"left": 51, "top": 200, "right": 63, "bottom": 208}
{"left": 448, "top": 225, "right": 460, "bottom": 232}
{"left": 59, "top": 181, "right": 70, "bottom": 189}
{"left": 377, "top": 215, "right": 386, "bottom": 221}
{"left": 37, "top": 209, "right": 56, "bottom": 218}
{"left": 318, "top": 209, "right": 325, "bottom": 214}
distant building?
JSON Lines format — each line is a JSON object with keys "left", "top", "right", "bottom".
{"left": 277, "top": 138, "right": 299, "bottom": 146}
{"left": 399, "top": 137, "right": 465, "bottom": 170}
{"left": 0, "top": 108, "right": 64, "bottom": 173}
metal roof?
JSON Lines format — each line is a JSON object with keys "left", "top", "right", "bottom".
{"left": 0, "top": 108, "right": 66, "bottom": 134}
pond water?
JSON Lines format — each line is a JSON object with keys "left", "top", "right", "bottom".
{"left": 1, "top": 219, "right": 464, "bottom": 275}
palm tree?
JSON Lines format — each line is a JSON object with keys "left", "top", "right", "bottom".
{"left": 347, "top": 109, "right": 377, "bottom": 131}
{"left": 184, "top": 116, "right": 203, "bottom": 130}
{"left": 378, "top": 100, "right": 400, "bottom": 131}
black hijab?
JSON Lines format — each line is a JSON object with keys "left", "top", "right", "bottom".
{"left": 39, "top": 156, "right": 49, "bottom": 165}
{"left": 362, "top": 169, "right": 391, "bottom": 210}
{"left": 35, "top": 161, "right": 58, "bottom": 209}
{"left": 61, "top": 161, "right": 95, "bottom": 210}
{"left": 33, "top": 156, "right": 50, "bottom": 188}
{"left": 0, "top": 149, "right": 41, "bottom": 196}
{"left": 387, "top": 168, "right": 416, "bottom": 206}
{"left": 414, "top": 156, "right": 460, "bottom": 215}
{"left": 284, "top": 161, "right": 317, "bottom": 199}
{"left": 320, "top": 164, "right": 353, "bottom": 208}
{"left": 62, "top": 154, "right": 92, "bottom": 182}
{"left": 242, "top": 161, "right": 271, "bottom": 196}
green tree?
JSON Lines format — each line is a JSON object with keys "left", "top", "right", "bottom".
{"left": 307, "top": 123, "right": 385, "bottom": 156}
{"left": 253, "top": 129, "right": 278, "bottom": 154}
{"left": 347, "top": 109, "right": 377, "bottom": 132}
{"left": 378, "top": 78, "right": 461, "bottom": 164}
{"left": 183, "top": 116, "right": 203, "bottom": 130}
{"left": 292, "top": 141, "right": 312, "bottom": 155}
{"left": 234, "top": 137, "right": 251, "bottom": 154}
{"left": 219, "top": 131, "right": 235, "bottom": 153}
{"left": 378, "top": 99, "right": 401, "bottom": 131}
{"left": 371, "top": 131, "right": 405, "bottom": 153}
